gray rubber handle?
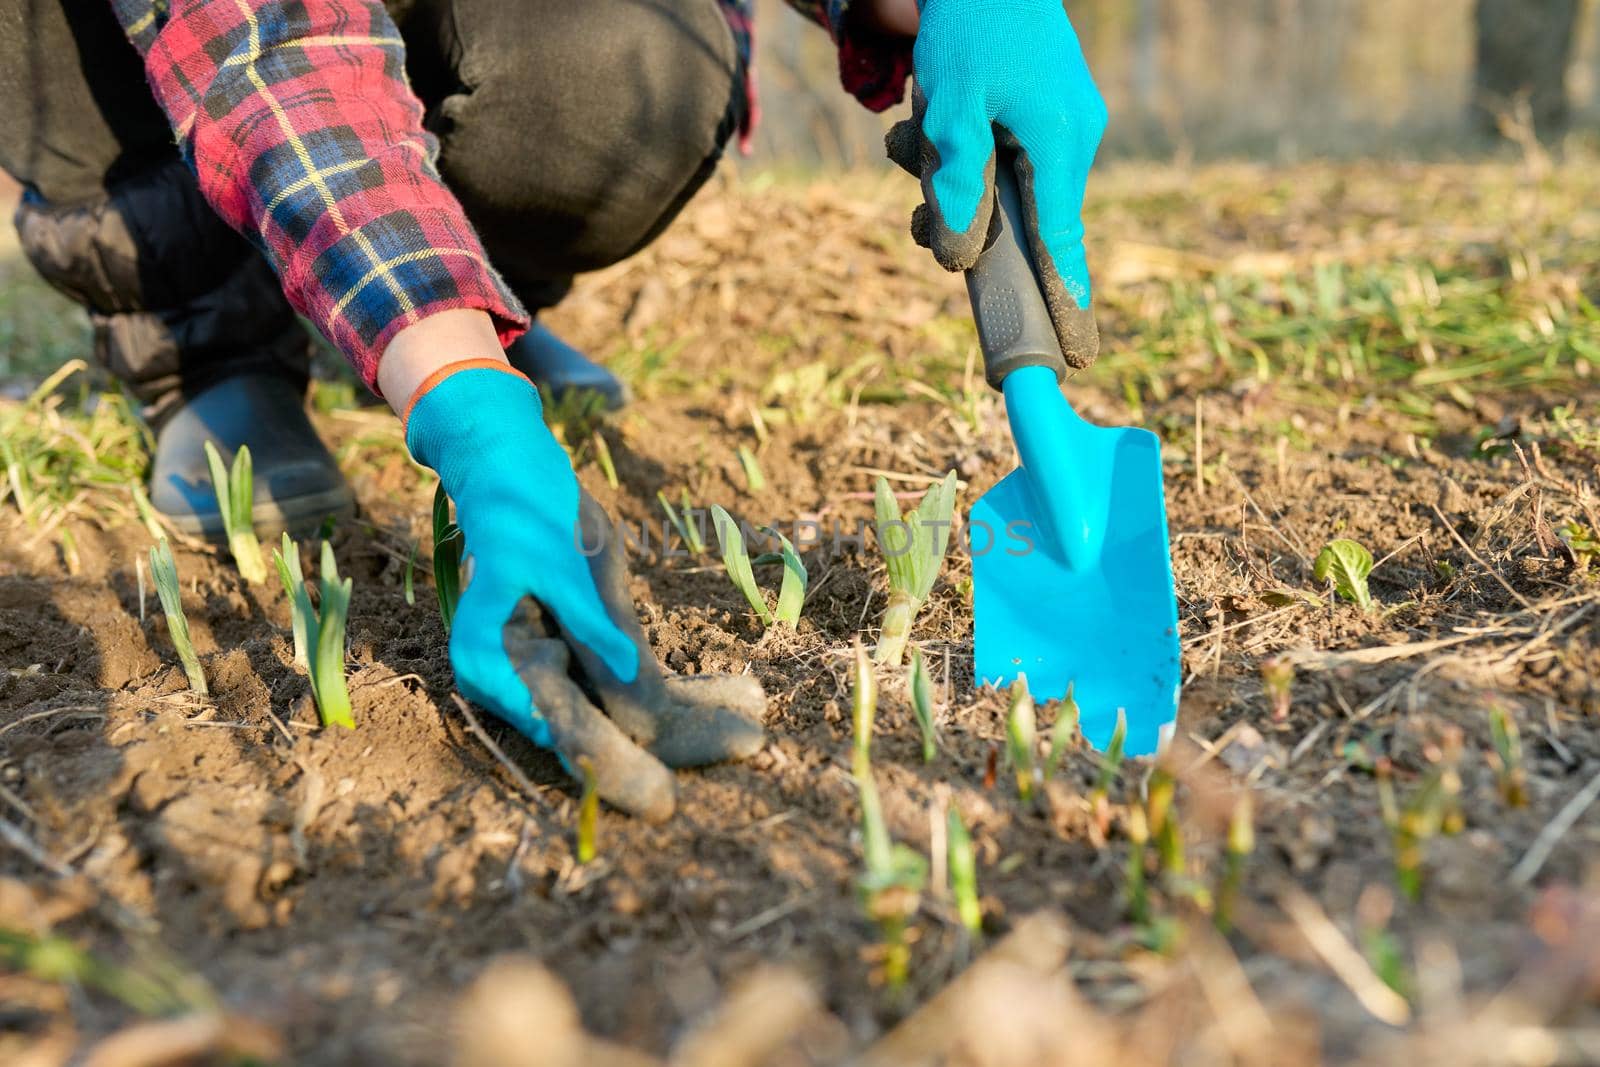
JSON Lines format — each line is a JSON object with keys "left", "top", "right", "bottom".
{"left": 964, "top": 159, "right": 1068, "bottom": 392}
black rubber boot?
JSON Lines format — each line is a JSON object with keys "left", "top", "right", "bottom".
{"left": 149, "top": 374, "right": 354, "bottom": 538}
{"left": 505, "top": 322, "right": 629, "bottom": 411}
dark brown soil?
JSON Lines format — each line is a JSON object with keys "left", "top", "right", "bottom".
{"left": 3, "top": 167, "right": 1599, "bottom": 1065}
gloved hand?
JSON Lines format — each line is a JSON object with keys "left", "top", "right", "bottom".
{"left": 886, "top": 0, "right": 1107, "bottom": 369}
{"left": 405, "top": 361, "right": 765, "bottom": 821}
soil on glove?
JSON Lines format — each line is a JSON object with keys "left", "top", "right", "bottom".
{"left": 3, "top": 165, "right": 1600, "bottom": 1065}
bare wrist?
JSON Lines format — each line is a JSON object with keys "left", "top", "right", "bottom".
{"left": 377, "top": 308, "right": 510, "bottom": 418}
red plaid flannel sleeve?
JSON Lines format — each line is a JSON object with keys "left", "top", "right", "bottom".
{"left": 778, "top": 0, "right": 912, "bottom": 111}
{"left": 109, "top": 0, "right": 528, "bottom": 391}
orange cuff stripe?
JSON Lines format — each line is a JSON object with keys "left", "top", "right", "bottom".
{"left": 400, "top": 358, "right": 531, "bottom": 432}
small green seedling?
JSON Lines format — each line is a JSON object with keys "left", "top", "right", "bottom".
{"left": 908, "top": 647, "right": 937, "bottom": 763}
{"left": 1487, "top": 704, "right": 1528, "bottom": 808}
{"left": 433, "top": 484, "right": 463, "bottom": 631}
{"left": 1005, "top": 675, "right": 1037, "bottom": 803}
{"left": 737, "top": 445, "right": 766, "bottom": 492}
{"left": 1146, "top": 765, "right": 1184, "bottom": 880}
{"left": 1314, "top": 537, "right": 1374, "bottom": 611}
{"left": 149, "top": 538, "right": 207, "bottom": 696}
{"left": 591, "top": 431, "right": 619, "bottom": 490}
{"left": 856, "top": 768, "right": 928, "bottom": 992}
{"left": 852, "top": 642, "right": 877, "bottom": 777}
{"left": 0, "top": 930, "right": 191, "bottom": 1018}
{"left": 203, "top": 441, "right": 266, "bottom": 584}
{"left": 1261, "top": 655, "right": 1294, "bottom": 721}
{"left": 873, "top": 471, "right": 958, "bottom": 666}
{"left": 1043, "top": 684, "right": 1080, "bottom": 779}
{"left": 576, "top": 755, "right": 599, "bottom": 864}
{"left": 403, "top": 540, "right": 418, "bottom": 606}
{"left": 1376, "top": 744, "right": 1462, "bottom": 902}
{"left": 1558, "top": 521, "right": 1600, "bottom": 575}
{"left": 272, "top": 533, "right": 309, "bottom": 669}
{"left": 1125, "top": 804, "right": 1151, "bottom": 926}
{"left": 1214, "top": 791, "right": 1254, "bottom": 933}
{"left": 657, "top": 490, "right": 706, "bottom": 555}
{"left": 946, "top": 806, "right": 982, "bottom": 938}
{"left": 1090, "top": 709, "right": 1128, "bottom": 833}
{"left": 288, "top": 542, "right": 355, "bottom": 729}
{"left": 709, "top": 506, "right": 806, "bottom": 627}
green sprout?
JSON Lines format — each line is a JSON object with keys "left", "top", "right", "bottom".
{"left": 908, "top": 647, "right": 937, "bottom": 763}
{"left": 946, "top": 805, "right": 982, "bottom": 938}
{"left": 737, "top": 445, "right": 766, "bottom": 492}
{"left": 1313, "top": 537, "right": 1374, "bottom": 611}
{"left": 272, "top": 533, "right": 309, "bottom": 669}
{"left": 432, "top": 483, "right": 463, "bottom": 631}
{"left": 203, "top": 441, "right": 266, "bottom": 584}
{"left": 1125, "top": 804, "right": 1150, "bottom": 926}
{"left": 0, "top": 930, "right": 195, "bottom": 1017}
{"left": 657, "top": 489, "right": 706, "bottom": 555}
{"left": 1488, "top": 704, "right": 1528, "bottom": 808}
{"left": 1376, "top": 745, "right": 1462, "bottom": 902}
{"left": 709, "top": 507, "right": 806, "bottom": 627}
{"left": 1214, "top": 791, "right": 1254, "bottom": 933}
{"left": 148, "top": 538, "right": 207, "bottom": 696}
{"left": 1558, "top": 521, "right": 1600, "bottom": 575}
{"left": 855, "top": 769, "right": 927, "bottom": 992}
{"left": 590, "top": 431, "right": 619, "bottom": 490}
{"left": 1090, "top": 709, "right": 1128, "bottom": 833}
{"left": 285, "top": 542, "right": 355, "bottom": 729}
{"left": 1261, "top": 655, "right": 1294, "bottom": 721}
{"left": 1005, "top": 675, "right": 1037, "bottom": 803}
{"left": 1146, "top": 765, "right": 1185, "bottom": 881}
{"left": 852, "top": 642, "right": 877, "bottom": 777}
{"left": 873, "top": 472, "right": 958, "bottom": 666}
{"left": 576, "top": 756, "right": 599, "bottom": 864}
{"left": 1043, "top": 684, "right": 1081, "bottom": 779}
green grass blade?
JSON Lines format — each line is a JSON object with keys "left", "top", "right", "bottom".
{"left": 906, "top": 471, "right": 958, "bottom": 600}
{"left": 432, "top": 483, "right": 462, "bottom": 631}
{"left": 309, "top": 541, "right": 354, "bottom": 729}
{"left": 737, "top": 445, "right": 766, "bottom": 492}
{"left": 680, "top": 490, "right": 706, "bottom": 554}
{"left": 148, "top": 539, "right": 207, "bottom": 695}
{"left": 711, "top": 504, "right": 773, "bottom": 625}
{"left": 272, "top": 533, "right": 309, "bottom": 669}
{"left": 1006, "top": 675, "right": 1037, "bottom": 802}
{"left": 909, "top": 647, "right": 937, "bottom": 763}
{"left": 1044, "top": 683, "right": 1081, "bottom": 779}
{"left": 203, "top": 442, "right": 232, "bottom": 540}
{"left": 874, "top": 476, "right": 915, "bottom": 596}
{"left": 771, "top": 528, "right": 807, "bottom": 626}
{"left": 852, "top": 642, "right": 876, "bottom": 777}
{"left": 947, "top": 806, "right": 982, "bottom": 937}
{"left": 592, "top": 431, "right": 619, "bottom": 490}
{"left": 577, "top": 756, "right": 599, "bottom": 863}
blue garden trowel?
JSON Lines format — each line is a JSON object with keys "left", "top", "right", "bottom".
{"left": 967, "top": 164, "right": 1181, "bottom": 757}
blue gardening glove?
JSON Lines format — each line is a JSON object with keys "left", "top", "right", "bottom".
{"left": 886, "top": 0, "right": 1107, "bottom": 368}
{"left": 405, "top": 361, "right": 764, "bottom": 821}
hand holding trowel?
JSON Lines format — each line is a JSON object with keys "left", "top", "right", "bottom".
{"left": 886, "top": 1, "right": 1181, "bottom": 754}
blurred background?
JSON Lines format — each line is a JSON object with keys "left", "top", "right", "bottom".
{"left": 748, "top": 0, "right": 1600, "bottom": 165}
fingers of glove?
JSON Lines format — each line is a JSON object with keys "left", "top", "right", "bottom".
{"left": 884, "top": 118, "right": 922, "bottom": 177}
{"left": 523, "top": 557, "right": 641, "bottom": 687}
{"left": 646, "top": 674, "right": 768, "bottom": 769}
{"left": 920, "top": 93, "right": 998, "bottom": 272}
{"left": 450, "top": 577, "right": 554, "bottom": 750}
{"left": 509, "top": 635, "right": 676, "bottom": 822}
{"left": 1009, "top": 135, "right": 1103, "bottom": 369}
{"left": 908, "top": 203, "right": 933, "bottom": 250}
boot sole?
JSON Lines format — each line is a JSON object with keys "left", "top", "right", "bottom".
{"left": 162, "top": 486, "right": 358, "bottom": 541}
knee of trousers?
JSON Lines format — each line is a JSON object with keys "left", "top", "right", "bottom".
{"left": 13, "top": 158, "right": 311, "bottom": 404}
{"left": 434, "top": 0, "right": 743, "bottom": 285}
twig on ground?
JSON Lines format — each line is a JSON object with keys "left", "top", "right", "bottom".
{"left": 1511, "top": 764, "right": 1600, "bottom": 885}
{"left": 1430, "top": 503, "right": 1533, "bottom": 611}
{"left": 450, "top": 693, "right": 543, "bottom": 801}
{"left": 1281, "top": 887, "right": 1411, "bottom": 1026}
